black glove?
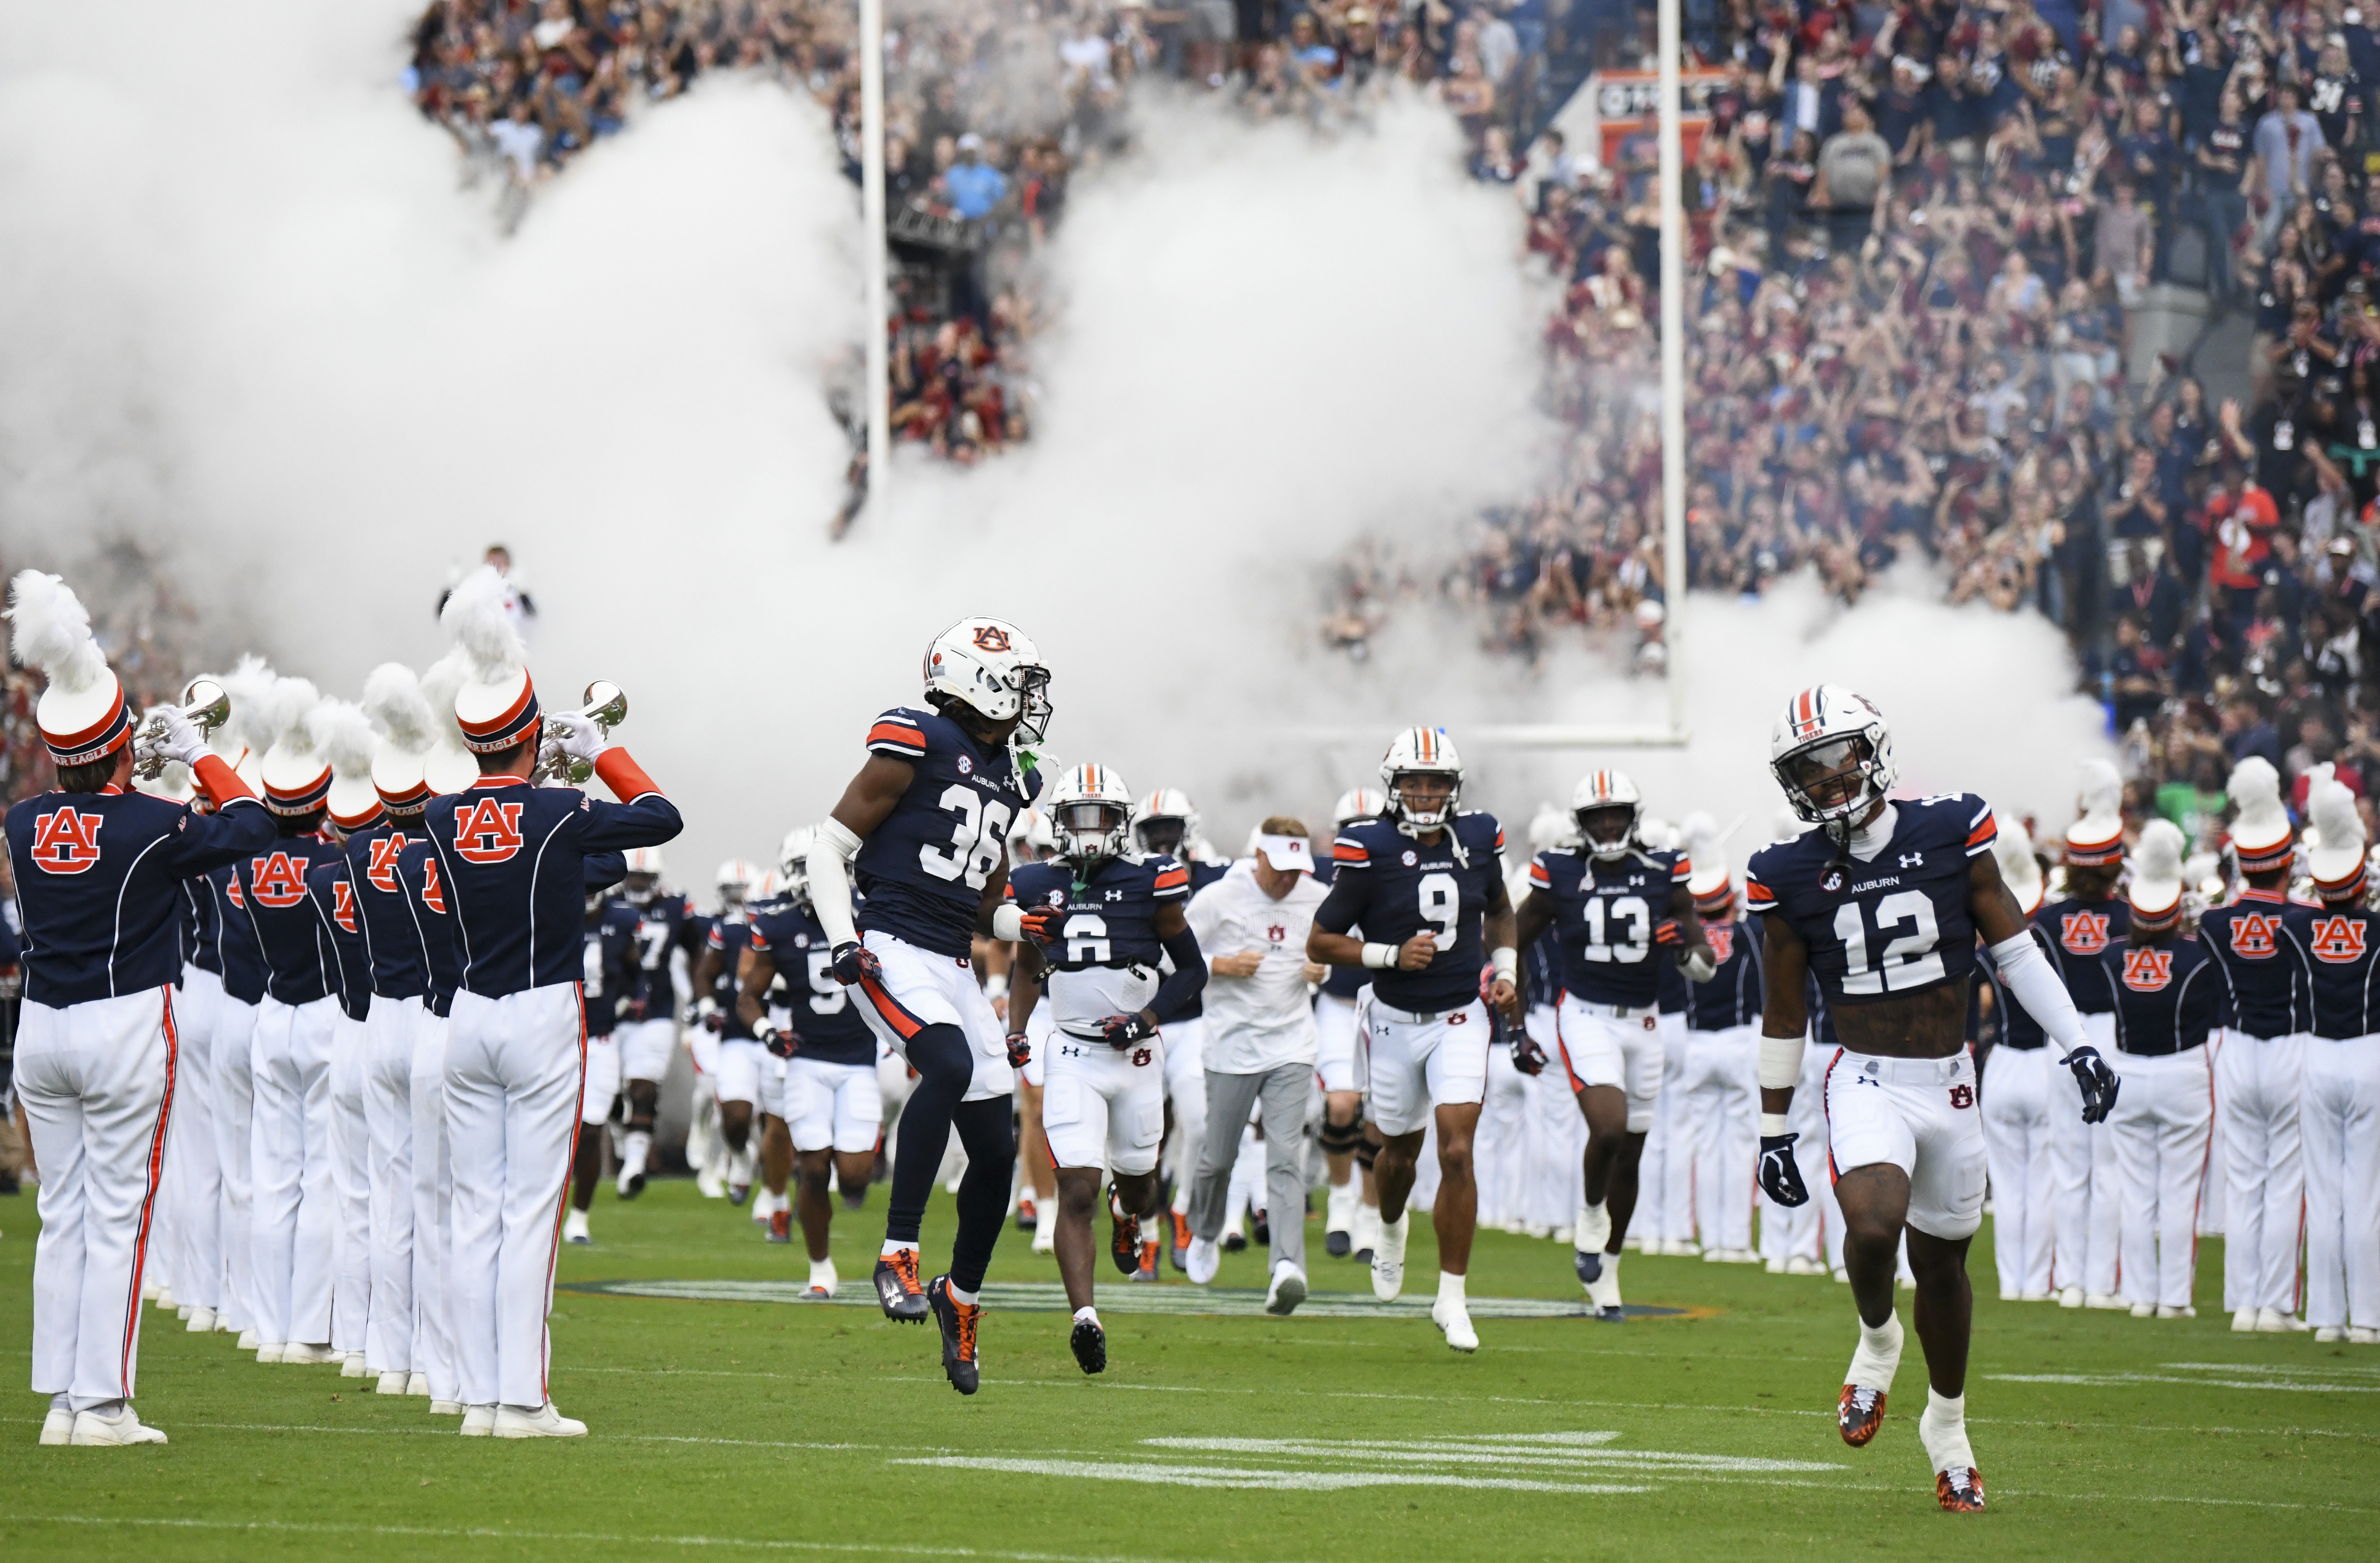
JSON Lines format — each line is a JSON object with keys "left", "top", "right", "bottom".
{"left": 1652, "top": 918, "right": 1683, "bottom": 949}
{"left": 1100, "top": 1012, "right": 1157, "bottom": 1049}
{"left": 755, "top": 1020, "right": 798, "bottom": 1060}
{"left": 1758, "top": 1132, "right": 1810, "bottom": 1207}
{"left": 1512, "top": 1031, "right": 1549, "bottom": 1077}
{"left": 830, "top": 940, "right": 881, "bottom": 988}
{"left": 1005, "top": 1032, "right": 1032, "bottom": 1068}
{"left": 2063, "top": 1045, "right": 2119, "bottom": 1124}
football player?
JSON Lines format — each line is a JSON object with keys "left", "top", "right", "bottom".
{"left": 1003, "top": 809, "right": 1062, "bottom": 1254}
{"left": 1313, "top": 787, "right": 1385, "bottom": 1260}
{"left": 1309, "top": 728, "right": 1522, "bottom": 1353}
{"left": 809, "top": 617, "right": 1049, "bottom": 1395}
{"left": 1748, "top": 685, "right": 2118, "bottom": 1513}
{"left": 1132, "top": 787, "right": 1231, "bottom": 1270}
{"left": 614, "top": 848, "right": 701, "bottom": 1200}
{"left": 689, "top": 860, "right": 763, "bottom": 1204}
{"left": 567, "top": 880, "right": 641, "bottom": 1245}
{"left": 741, "top": 827, "right": 885, "bottom": 1293}
{"left": 1003, "top": 765, "right": 1207, "bottom": 1373}
{"left": 1513, "top": 771, "right": 1715, "bottom": 1319}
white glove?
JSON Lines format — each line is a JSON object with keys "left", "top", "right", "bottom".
{"left": 155, "top": 705, "right": 209, "bottom": 768}
{"left": 1683, "top": 947, "right": 1718, "bottom": 984}
{"left": 547, "top": 709, "right": 610, "bottom": 765}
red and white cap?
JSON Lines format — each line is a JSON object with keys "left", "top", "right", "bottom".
{"left": 2226, "top": 756, "right": 2293, "bottom": 873}
{"left": 258, "top": 680, "right": 334, "bottom": 817}
{"left": 7, "top": 571, "right": 134, "bottom": 769}
{"left": 442, "top": 565, "right": 541, "bottom": 755}
{"left": 2064, "top": 758, "right": 2125, "bottom": 868}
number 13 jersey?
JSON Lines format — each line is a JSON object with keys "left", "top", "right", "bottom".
{"left": 854, "top": 705, "right": 1041, "bottom": 959}
{"left": 1528, "top": 845, "right": 1691, "bottom": 1008}
{"left": 1744, "top": 795, "right": 1996, "bottom": 1010}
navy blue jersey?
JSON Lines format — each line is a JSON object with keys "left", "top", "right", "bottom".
{"left": 581, "top": 899, "right": 641, "bottom": 1039}
{"left": 181, "top": 875, "right": 222, "bottom": 975}
{"left": 1008, "top": 852, "right": 1192, "bottom": 1038}
{"left": 1980, "top": 924, "right": 2050, "bottom": 1050}
{"left": 420, "top": 772, "right": 681, "bottom": 998}
{"left": 2033, "top": 894, "right": 2131, "bottom": 1016}
{"left": 2281, "top": 902, "right": 2380, "bottom": 1040}
{"left": 627, "top": 891, "right": 701, "bottom": 1014}
{"left": 2095, "top": 935, "right": 2222, "bottom": 1056}
{"left": 2, "top": 786, "right": 274, "bottom": 1007}
{"left": 1527, "top": 847, "right": 1692, "bottom": 1007}
{"left": 1686, "top": 915, "right": 1762, "bottom": 1030}
{"left": 394, "top": 836, "right": 461, "bottom": 1016}
{"left": 704, "top": 915, "right": 754, "bottom": 1039}
{"left": 1318, "top": 812, "right": 1506, "bottom": 1013}
{"left": 345, "top": 821, "right": 430, "bottom": 1001}
{"left": 1744, "top": 795, "right": 1996, "bottom": 1010}
{"left": 1313, "top": 858, "right": 1372, "bottom": 1000}
{"left": 307, "top": 853, "right": 372, "bottom": 1022}
{"left": 2198, "top": 890, "right": 2313, "bottom": 1040}
{"left": 748, "top": 897, "right": 880, "bottom": 1066}
{"left": 852, "top": 706, "right": 1039, "bottom": 959}
{"left": 1522, "top": 924, "right": 1559, "bottom": 1010}
{"left": 233, "top": 836, "right": 351, "bottom": 1007}
{"left": 207, "top": 864, "right": 269, "bottom": 1005}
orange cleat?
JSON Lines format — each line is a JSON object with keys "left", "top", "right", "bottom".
{"left": 1935, "top": 1467, "right": 1986, "bottom": 1512}
{"left": 1839, "top": 1384, "right": 1887, "bottom": 1448}
{"left": 874, "top": 1249, "right": 928, "bottom": 1321}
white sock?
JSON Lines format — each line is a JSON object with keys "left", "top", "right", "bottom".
{"left": 1073, "top": 1305, "right": 1098, "bottom": 1325}
{"left": 1438, "top": 1270, "right": 1466, "bottom": 1304}
{"left": 1139, "top": 1213, "right": 1162, "bottom": 1243}
{"left": 947, "top": 1281, "right": 979, "bottom": 1306}
{"left": 622, "top": 1131, "right": 651, "bottom": 1171}
{"left": 1848, "top": 1310, "right": 1905, "bottom": 1390}
{"left": 809, "top": 1258, "right": 836, "bottom": 1285}
{"left": 1920, "top": 1387, "right": 1974, "bottom": 1472}
{"left": 881, "top": 1239, "right": 919, "bottom": 1258}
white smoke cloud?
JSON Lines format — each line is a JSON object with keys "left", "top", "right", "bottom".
{"left": 0, "top": 2, "right": 2105, "bottom": 884}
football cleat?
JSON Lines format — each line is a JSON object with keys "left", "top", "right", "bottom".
{"left": 1573, "top": 1202, "right": 1611, "bottom": 1284}
{"left": 1433, "top": 1296, "right": 1478, "bottom": 1352}
{"left": 874, "top": 1249, "right": 928, "bottom": 1322}
{"left": 1222, "top": 1229, "right": 1248, "bottom": 1253}
{"left": 1070, "top": 1315, "right": 1107, "bottom": 1375}
{"left": 1109, "top": 1193, "right": 1143, "bottom": 1276}
{"left": 927, "top": 1276, "right": 981, "bottom": 1395}
{"left": 1371, "top": 1211, "right": 1410, "bottom": 1301}
{"left": 767, "top": 1209, "right": 793, "bottom": 1244}
{"left": 1325, "top": 1228, "right": 1352, "bottom": 1259}
{"left": 1935, "top": 1467, "right": 1986, "bottom": 1513}
{"left": 1583, "top": 1253, "right": 1624, "bottom": 1322}
{"left": 1170, "top": 1210, "right": 1192, "bottom": 1270}
{"left": 563, "top": 1209, "right": 591, "bottom": 1245}
{"left": 1134, "top": 1240, "right": 1161, "bottom": 1281}
{"left": 1015, "top": 1193, "right": 1038, "bottom": 1233}
{"left": 1839, "top": 1385, "right": 1887, "bottom": 1447}
{"left": 728, "top": 1182, "right": 752, "bottom": 1207}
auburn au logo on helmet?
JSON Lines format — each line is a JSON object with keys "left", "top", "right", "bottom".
{"left": 971, "top": 625, "right": 1012, "bottom": 653}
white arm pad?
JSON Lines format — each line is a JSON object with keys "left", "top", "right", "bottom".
{"left": 1362, "top": 942, "right": 1401, "bottom": 970}
{"left": 991, "top": 903, "right": 1026, "bottom": 943}
{"left": 1490, "top": 946, "right": 1518, "bottom": 982}
{"left": 808, "top": 818, "right": 864, "bottom": 950}
{"left": 1757, "top": 1032, "right": 1806, "bottom": 1092}
{"left": 1988, "top": 930, "right": 2090, "bottom": 1055}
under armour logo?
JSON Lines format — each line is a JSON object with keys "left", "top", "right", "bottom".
{"left": 1105, "top": 890, "right": 1123, "bottom": 902}
{"left": 1900, "top": 852, "right": 1924, "bottom": 868}
{"left": 30, "top": 806, "right": 104, "bottom": 875}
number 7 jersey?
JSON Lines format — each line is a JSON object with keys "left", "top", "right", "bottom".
{"left": 1743, "top": 795, "right": 1996, "bottom": 1009}
{"left": 853, "top": 705, "right": 1041, "bottom": 959}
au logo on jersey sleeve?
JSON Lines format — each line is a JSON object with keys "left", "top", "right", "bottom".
{"left": 30, "top": 806, "right": 104, "bottom": 875}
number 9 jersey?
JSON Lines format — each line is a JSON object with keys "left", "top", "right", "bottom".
{"left": 1742, "top": 795, "right": 1996, "bottom": 1008}
{"left": 1319, "top": 810, "right": 1507, "bottom": 1014}
{"left": 853, "top": 705, "right": 1041, "bottom": 959}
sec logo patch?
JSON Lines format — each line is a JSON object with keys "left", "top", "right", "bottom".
{"left": 956, "top": 754, "right": 975, "bottom": 776}
{"left": 1401, "top": 850, "right": 1417, "bottom": 867}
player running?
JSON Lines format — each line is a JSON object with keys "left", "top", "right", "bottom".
{"left": 1002, "top": 764, "right": 1207, "bottom": 1374}
{"left": 1512, "top": 769, "right": 1715, "bottom": 1320}
{"left": 808, "top": 617, "right": 1049, "bottom": 1395}
{"left": 1308, "top": 728, "right": 1521, "bottom": 1352}
{"left": 1748, "top": 685, "right": 2118, "bottom": 1513}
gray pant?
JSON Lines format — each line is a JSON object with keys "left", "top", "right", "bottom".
{"left": 1188, "top": 1063, "right": 1309, "bottom": 1273}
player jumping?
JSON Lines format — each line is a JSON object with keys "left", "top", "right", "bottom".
{"left": 1002, "top": 764, "right": 1207, "bottom": 1374}
{"left": 808, "top": 617, "right": 1049, "bottom": 1395}
{"left": 1748, "top": 685, "right": 2118, "bottom": 1512}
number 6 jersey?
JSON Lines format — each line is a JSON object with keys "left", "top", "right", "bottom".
{"left": 854, "top": 705, "right": 1041, "bottom": 959}
{"left": 1744, "top": 795, "right": 1996, "bottom": 1010}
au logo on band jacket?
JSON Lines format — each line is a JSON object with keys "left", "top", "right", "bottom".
{"left": 4, "top": 783, "right": 276, "bottom": 1006}
{"left": 419, "top": 761, "right": 680, "bottom": 999}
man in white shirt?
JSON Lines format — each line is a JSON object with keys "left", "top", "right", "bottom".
{"left": 1182, "top": 820, "right": 1331, "bottom": 1314}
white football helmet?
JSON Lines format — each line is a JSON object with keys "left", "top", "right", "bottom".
{"left": 1332, "top": 786, "right": 1386, "bottom": 828}
{"left": 924, "top": 616, "right": 1052, "bottom": 745}
{"left": 1132, "top": 787, "right": 1202, "bottom": 857}
{"left": 1770, "top": 685, "right": 1898, "bottom": 837}
{"left": 1048, "top": 763, "right": 1137, "bottom": 864}
{"left": 715, "top": 859, "right": 760, "bottom": 913}
{"left": 619, "top": 845, "right": 663, "bottom": 906}
{"left": 1007, "top": 806, "right": 1059, "bottom": 865}
{"left": 778, "top": 827, "right": 814, "bottom": 907}
{"left": 1571, "top": 770, "right": 1644, "bottom": 860}
{"left": 1379, "top": 727, "right": 1463, "bottom": 831}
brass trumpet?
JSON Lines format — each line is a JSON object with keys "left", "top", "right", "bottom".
{"left": 133, "top": 677, "right": 232, "bottom": 781}
{"left": 532, "top": 681, "right": 628, "bottom": 785}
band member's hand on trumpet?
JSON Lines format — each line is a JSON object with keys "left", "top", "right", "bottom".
{"left": 533, "top": 680, "right": 626, "bottom": 784}
{"left": 133, "top": 677, "right": 230, "bottom": 779}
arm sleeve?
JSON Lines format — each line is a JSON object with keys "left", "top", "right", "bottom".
{"left": 581, "top": 791, "right": 682, "bottom": 854}
{"left": 191, "top": 753, "right": 253, "bottom": 807}
{"left": 584, "top": 852, "right": 627, "bottom": 892}
{"left": 165, "top": 796, "right": 277, "bottom": 875}
{"left": 808, "top": 817, "right": 864, "bottom": 949}
{"left": 1987, "top": 930, "right": 2092, "bottom": 1055}
{"left": 1151, "top": 923, "right": 1208, "bottom": 1024}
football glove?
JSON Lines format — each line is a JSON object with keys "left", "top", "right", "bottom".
{"left": 2062, "top": 1045, "right": 2120, "bottom": 1124}
{"left": 693, "top": 997, "right": 723, "bottom": 1034}
{"left": 1100, "top": 1012, "right": 1157, "bottom": 1049}
{"left": 1652, "top": 918, "right": 1683, "bottom": 947}
{"left": 1005, "top": 1032, "right": 1032, "bottom": 1068}
{"left": 1682, "top": 947, "right": 1718, "bottom": 983}
{"left": 754, "top": 1019, "right": 798, "bottom": 1060}
{"left": 1018, "top": 905, "right": 1065, "bottom": 946}
{"left": 1758, "top": 1132, "right": 1810, "bottom": 1207}
{"left": 1512, "top": 1031, "right": 1549, "bottom": 1077}
{"left": 829, "top": 940, "right": 880, "bottom": 988}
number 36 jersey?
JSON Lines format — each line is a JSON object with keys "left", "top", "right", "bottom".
{"left": 1318, "top": 812, "right": 1506, "bottom": 1014}
{"left": 854, "top": 705, "right": 1041, "bottom": 960}
{"left": 1527, "top": 846, "right": 1691, "bottom": 1008}
{"left": 1744, "top": 795, "right": 1996, "bottom": 1010}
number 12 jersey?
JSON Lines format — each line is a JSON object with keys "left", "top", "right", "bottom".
{"left": 853, "top": 705, "right": 1041, "bottom": 959}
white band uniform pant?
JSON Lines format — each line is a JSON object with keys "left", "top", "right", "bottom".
{"left": 2215, "top": 1030, "right": 2305, "bottom": 1316}
{"left": 212, "top": 995, "right": 260, "bottom": 1335}
{"left": 1761, "top": 1041, "right": 1844, "bottom": 1273}
{"left": 2301, "top": 1035, "right": 2380, "bottom": 1332}
{"left": 250, "top": 992, "right": 340, "bottom": 1348}
{"left": 445, "top": 982, "right": 587, "bottom": 1410}
{"left": 2108, "top": 1045, "right": 2213, "bottom": 1311}
{"left": 1161, "top": 1014, "right": 1208, "bottom": 1193}
{"left": 1979, "top": 1042, "right": 2056, "bottom": 1299}
{"left": 1677, "top": 1022, "right": 1758, "bottom": 1253}
{"left": 1638, "top": 1012, "right": 1693, "bottom": 1243}
{"left": 1314, "top": 992, "right": 1364, "bottom": 1095}
{"left": 2053, "top": 1010, "right": 2120, "bottom": 1295}
{"left": 19, "top": 988, "right": 178, "bottom": 1409}
{"left": 330, "top": 1012, "right": 372, "bottom": 1357}
{"left": 410, "top": 1006, "right": 458, "bottom": 1403}
{"left": 168, "top": 965, "right": 224, "bottom": 1317}
{"left": 365, "top": 997, "right": 428, "bottom": 1374}
{"left": 1525, "top": 1005, "right": 1584, "bottom": 1231}
{"left": 1474, "top": 1036, "right": 1533, "bottom": 1230}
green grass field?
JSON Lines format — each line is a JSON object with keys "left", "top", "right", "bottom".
{"left": 3, "top": 1177, "right": 2374, "bottom": 1561}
